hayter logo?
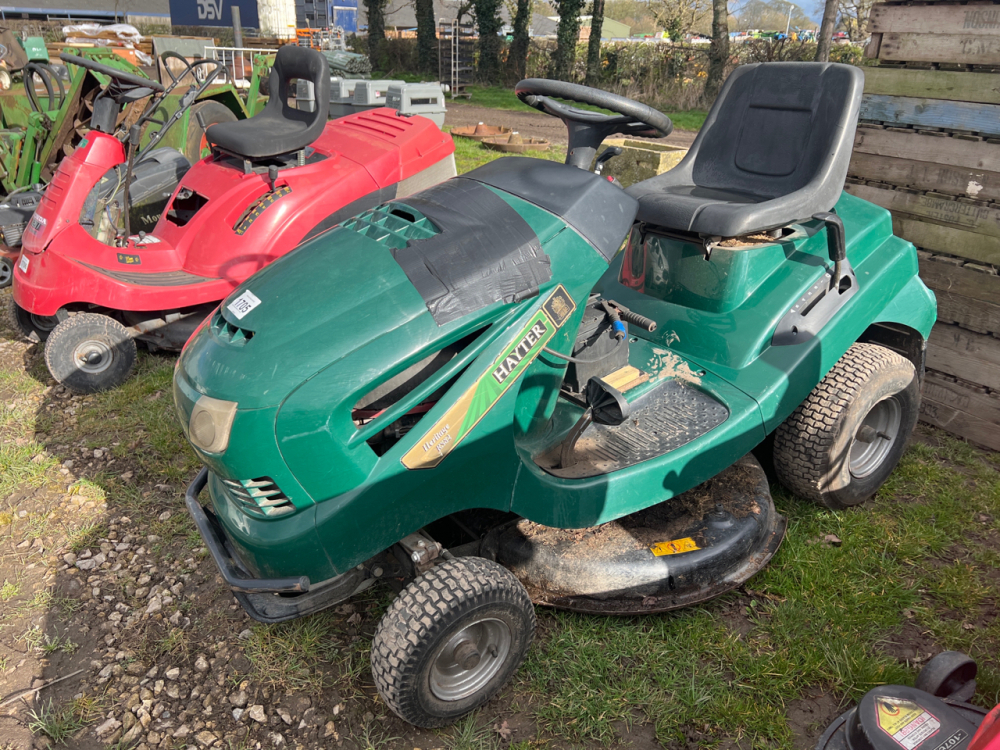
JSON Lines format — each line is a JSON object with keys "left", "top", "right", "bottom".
{"left": 492, "top": 321, "right": 548, "bottom": 384}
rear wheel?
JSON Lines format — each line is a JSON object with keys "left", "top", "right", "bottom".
{"left": 184, "top": 100, "right": 238, "bottom": 163}
{"left": 371, "top": 557, "right": 535, "bottom": 728}
{"left": 0, "top": 256, "right": 13, "bottom": 288}
{"left": 6, "top": 297, "right": 58, "bottom": 342}
{"left": 774, "top": 342, "right": 919, "bottom": 510}
{"left": 915, "top": 651, "right": 977, "bottom": 700}
{"left": 44, "top": 313, "right": 137, "bottom": 393}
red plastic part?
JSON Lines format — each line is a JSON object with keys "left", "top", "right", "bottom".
{"left": 971, "top": 704, "right": 1000, "bottom": 750}
{"left": 14, "top": 110, "right": 454, "bottom": 316}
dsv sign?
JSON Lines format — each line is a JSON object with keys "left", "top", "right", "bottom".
{"left": 197, "top": 0, "right": 224, "bottom": 20}
{"left": 169, "top": 0, "right": 259, "bottom": 27}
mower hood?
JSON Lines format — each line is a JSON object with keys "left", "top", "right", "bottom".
{"left": 176, "top": 175, "right": 585, "bottom": 410}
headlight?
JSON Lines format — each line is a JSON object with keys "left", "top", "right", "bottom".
{"left": 189, "top": 395, "right": 238, "bottom": 454}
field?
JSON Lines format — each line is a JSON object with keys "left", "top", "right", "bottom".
{"left": 0, "top": 135, "right": 998, "bottom": 750}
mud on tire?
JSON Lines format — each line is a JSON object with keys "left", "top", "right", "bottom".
{"left": 371, "top": 556, "right": 535, "bottom": 728}
{"left": 773, "top": 342, "right": 919, "bottom": 510}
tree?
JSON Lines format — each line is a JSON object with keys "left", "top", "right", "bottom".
{"left": 585, "top": 0, "right": 605, "bottom": 84}
{"left": 815, "top": 0, "right": 837, "bottom": 61}
{"left": 473, "top": 0, "right": 505, "bottom": 84}
{"left": 550, "top": 0, "right": 586, "bottom": 80}
{"left": 733, "top": 0, "right": 812, "bottom": 32}
{"left": 508, "top": 0, "right": 533, "bottom": 82}
{"left": 705, "top": 0, "right": 728, "bottom": 100}
{"left": 837, "top": 0, "right": 875, "bottom": 41}
{"left": 649, "top": 0, "right": 709, "bottom": 41}
{"left": 415, "top": 0, "right": 437, "bottom": 73}
{"left": 364, "top": 0, "right": 388, "bottom": 70}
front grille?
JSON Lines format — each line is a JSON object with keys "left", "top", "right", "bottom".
{"left": 211, "top": 310, "right": 254, "bottom": 345}
{"left": 80, "top": 264, "right": 216, "bottom": 287}
{"left": 341, "top": 204, "right": 438, "bottom": 250}
{"left": 223, "top": 477, "right": 295, "bottom": 518}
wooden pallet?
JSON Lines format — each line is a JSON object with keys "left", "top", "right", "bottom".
{"left": 866, "top": 2, "right": 1000, "bottom": 64}
{"left": 920, "top": 370, "right": 1000, "bottom": 451}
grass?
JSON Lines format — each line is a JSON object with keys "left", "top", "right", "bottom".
{"left": 27, "top": 698, "right": 88, "bottom": 744}
{"left": 448, "top": 84, "right": 708, "bottom": 132}
{"left": 449, "top": 130, "right": 565, "bottom": 174}
{"left": 512, "top": 436, "right": 1000, "bottom": 748}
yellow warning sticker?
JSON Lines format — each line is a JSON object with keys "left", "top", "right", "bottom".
{"left": 875, "top": 698, "right": 941, "bottom": 749}
{"left": 649, "top": 537, "right": 700, "bottom": 556}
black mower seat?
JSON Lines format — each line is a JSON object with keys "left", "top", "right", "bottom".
{"left": 626, "top": 62, "right": 864, "bottom": 238}
{"left": 206, "top": 45, "right": 331, "bottom": 161}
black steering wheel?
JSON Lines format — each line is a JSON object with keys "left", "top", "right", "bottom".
{"left": 515, "top": 78, "right": 673, "bottom": 170}
{"left": 59, "top": 51, "right": 166, "bottom": 93}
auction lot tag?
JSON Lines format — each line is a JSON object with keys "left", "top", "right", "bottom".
{"left": 650, "top": 537, "right": 700, "bottom": 556}
{"left": 875, "top": 698, "right": 940, "bottom": 749}
{"left": 227, "top": 290, "right": 261, "bottom": 320}
{"left": 18, "top": 254, "right": 29, "bottom": 273}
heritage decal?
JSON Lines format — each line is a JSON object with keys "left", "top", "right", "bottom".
{"left": 401, "top": 285, "right": 576, "bottom": 470}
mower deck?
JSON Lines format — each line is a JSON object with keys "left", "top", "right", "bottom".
{"left": 498, "top": 454, "right": 785, "bottom": 614}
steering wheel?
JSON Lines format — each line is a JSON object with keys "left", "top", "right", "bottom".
{"left": 159, "top": 52, "right": 229, "bottom": 87}
{"left": 59, "top": 51, "right": 165, "bottom": 93}
{"left": 515, "top": 79, "right": 673, "bottom": 170}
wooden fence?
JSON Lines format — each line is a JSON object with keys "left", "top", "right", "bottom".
{"left": 848, "top": 0, "right": 1000, "bottom": 451}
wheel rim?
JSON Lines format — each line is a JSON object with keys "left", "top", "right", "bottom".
{"left": 0, "top": 260, "right": 11, "bottom": 285}
{"left": 73, "top": 339, "right": 114, "bottom": 374}
{"left": 850, "top": 395, "right": 903, "bottom": 479}
{"left": 429, "top": 617, "right": 512, "bottom": 702}
{"left": 31, "top": 313, "right": 58, "bottom": 334}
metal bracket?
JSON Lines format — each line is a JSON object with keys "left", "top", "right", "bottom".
{"left": 398, "top": 531, "right": 444, "bottom": 574}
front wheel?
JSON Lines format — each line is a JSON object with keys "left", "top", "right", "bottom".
{"left": 371, "top": 557, "right": 535, "bottom": 728}
{"left": 6, "top": 297, "right": 59, "bottom": 342}
{"left": 773, "top": 342, "right": 919, "bottom": 510}
{"left": 44, "top": 313, "right": 137, "bottom": 393}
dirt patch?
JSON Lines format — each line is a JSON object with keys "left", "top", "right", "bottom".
{"left": 786, "top": 691, "right": 844, "bottom": 750}
{"left": 877, "top": 618, "right": 941, "bottom": 667}
{"left": 445, "top": 103, "right": 699, "bottom": 149}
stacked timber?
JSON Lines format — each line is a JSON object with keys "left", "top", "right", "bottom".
{"left": 845, "top": 0, "right": 1000, "bottom": 451}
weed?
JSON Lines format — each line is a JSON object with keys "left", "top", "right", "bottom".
{"left": 27, "top": 698, "right": 86, "bottom": 743}
{"left": 66, "top": 520, "right": 107, "bottom": 553}
{"left": 245, "top": 612, "right": 345, "bottom": 693}
{"left": 442, "top": 713, "right": 501, "bottom": 750}
{"left": 0, "top": 578, "right": 20, "bottom": 601}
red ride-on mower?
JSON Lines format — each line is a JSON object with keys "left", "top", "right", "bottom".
{"left": 817, "top": 652, "right": 1000, "bottom": 750}
{"left": 11, "top": 45, "right": 455, "bottom": 392}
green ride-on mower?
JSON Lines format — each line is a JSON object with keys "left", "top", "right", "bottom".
{"left": 175, "top": 63, "right": 937, "bottom": 727}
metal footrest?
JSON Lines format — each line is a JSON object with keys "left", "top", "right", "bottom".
{"left": 537, "top": 378, "right": 730, "bottom": 478}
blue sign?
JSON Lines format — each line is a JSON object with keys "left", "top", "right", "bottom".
{"left": 169, "top": 0, "right": 260, "bottom": 29}
{"left": 333, "top": 1, "right": 358, "bottom": 33}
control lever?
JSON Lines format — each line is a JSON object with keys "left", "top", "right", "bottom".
{"left": 117, "top": 124, "right": 142, "bottom": 247}
{"left": 559, "top": 377, "right": 631, "bottom": 468}
{"left": 600, "top": 300, "right": 626, "bottom": 340}
{"left": 812, "top": 211, "right": 847, "bottom": 291}
{"left": 267, "top": 165, "right": 278, "bottom": 193}
{"left": 594, "top": 146, "right": 623, "bottom": 176}
{"left": 605, "top": 300, "right": 657, "bottom": 333}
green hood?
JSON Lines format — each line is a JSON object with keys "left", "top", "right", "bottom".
{"left": 178, "top": 224, "right": 434, "bottom": 410}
